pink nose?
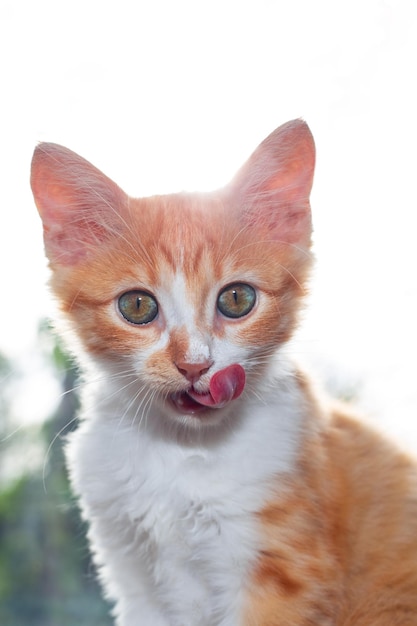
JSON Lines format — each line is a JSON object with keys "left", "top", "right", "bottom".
{"left": 176, "top": 360, "right": 212, "bottom": 383}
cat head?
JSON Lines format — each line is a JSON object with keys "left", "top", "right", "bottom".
{"left": 31, "top": 120, "right": 315, "bottom": 428}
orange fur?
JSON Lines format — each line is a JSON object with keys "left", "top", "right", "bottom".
{"left": 245, "top": 386, "right": 417, "bottom": 625}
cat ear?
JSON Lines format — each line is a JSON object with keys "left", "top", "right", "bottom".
{"left": 229, "top": 119, "right": 315, "bottom": 246}
{"left": 30, "top": 143, "right": 128, "bottom": 265}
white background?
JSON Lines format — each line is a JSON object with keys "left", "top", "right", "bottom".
{"left": 1, "top": 0, "right": 416, "bottom": 449}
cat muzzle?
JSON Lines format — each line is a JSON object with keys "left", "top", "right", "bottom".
{"left": 171, "top": 364, "right": 246, "bottom": 414}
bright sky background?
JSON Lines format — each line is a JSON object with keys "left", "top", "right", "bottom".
{"left": 1, "top": 0, "right": 417, "bottom": 449}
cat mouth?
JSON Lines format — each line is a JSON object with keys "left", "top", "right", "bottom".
{"left": 169, "top": 390, "right": 216, "bottom": 415}
{"left": 169, "top": 364, "right": 246, "bottom": 416}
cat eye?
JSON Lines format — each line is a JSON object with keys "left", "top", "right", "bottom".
{"left": 118, "top": 290, "right": 158, "bottom": 325}
{"left": 217, "top": 283, "right": 256, "bottom": 319}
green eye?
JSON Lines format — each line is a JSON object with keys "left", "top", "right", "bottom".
{"left": 217, "top": 283, "right": 256, "bottom": 319}
{"left": 118, "top": 291, "right": 158, "bottom": 325}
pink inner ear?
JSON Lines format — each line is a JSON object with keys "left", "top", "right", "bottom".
{"left": 229, "top": 119, "right": 315, "bottom": 245}
{"left": 31, "top": 142, "right": 127, "bottom": 265}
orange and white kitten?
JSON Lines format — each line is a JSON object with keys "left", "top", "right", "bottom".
{"left": 31, "top": 120, "right": 417, "bottom": 626}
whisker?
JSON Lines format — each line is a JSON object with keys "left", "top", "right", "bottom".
{"left": 118, "top": 384, "right": 149, "bottom": 430}
{"left": 42, "top": 415, "right": 79, "bottom": 493}
{"left": 0, "top": 422, "right": 27, "bottom": 443}
{"left": 135, "top": 387, "right": 158, "bottom": 431}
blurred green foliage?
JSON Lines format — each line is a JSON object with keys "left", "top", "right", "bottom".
{"left": 0, "top": 326, "right": 112, "bottom": 626}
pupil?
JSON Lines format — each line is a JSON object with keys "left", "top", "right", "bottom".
{"left": 136, "top": 297, "right": 142, "bottom": 309}
{"left": 233, "top": 290, "right": 238, "bottom": 303}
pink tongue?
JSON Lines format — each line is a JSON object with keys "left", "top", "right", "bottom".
{"left": 210, "top": 364, "right": 246, "bottom": 406}
{"left": 188, "top": 364, "right": 245, "bottom": 408}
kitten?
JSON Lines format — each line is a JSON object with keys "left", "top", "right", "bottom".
{"left": 31, "top": 120, "right": 417, "bottom": 626}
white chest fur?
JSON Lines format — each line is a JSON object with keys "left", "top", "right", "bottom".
{"left": 66, "top": 370, "right": 305, "bottom": 626}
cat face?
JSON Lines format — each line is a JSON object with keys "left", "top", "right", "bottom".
{"left": 31, "top": 120, "right": 315, "bottom": 427}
